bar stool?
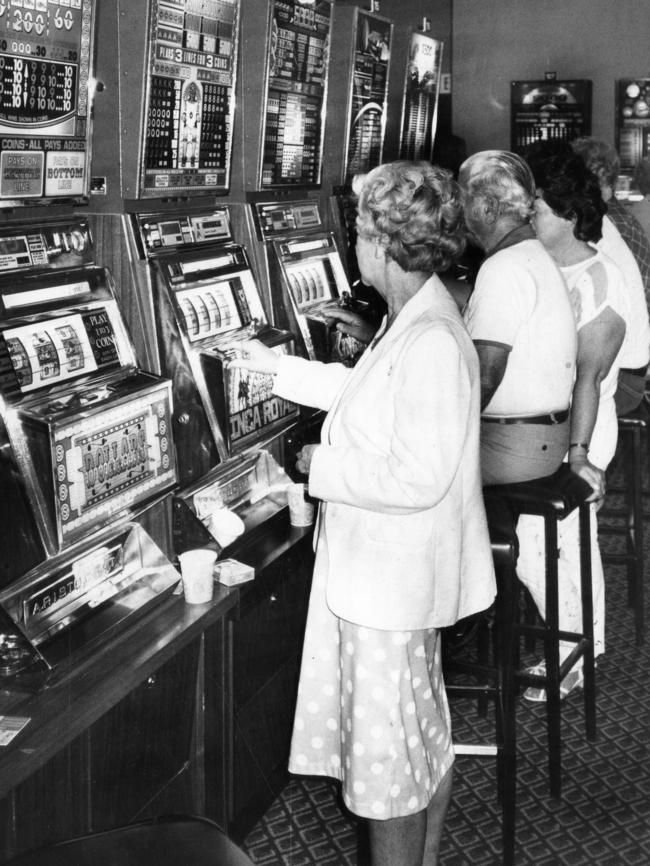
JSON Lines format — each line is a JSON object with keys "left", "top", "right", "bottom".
{"left": 601, "top": 404, "right": 647, "bottom": 646}
{"left": 484, "top": 463, "right": 597, "bottom": 800}
{"left": 443, "top": 493, "right": 518, "bottom": 866}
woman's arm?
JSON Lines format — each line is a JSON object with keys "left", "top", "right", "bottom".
{"left": 229, "top": 340, "right": 350, "bottom": 412}
{"left": 569, "top": 306, "right": 625, "bottom": 499}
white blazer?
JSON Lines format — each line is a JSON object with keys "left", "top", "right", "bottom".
{"left": 274, "top": 276, "right": 496, "bottom": 631}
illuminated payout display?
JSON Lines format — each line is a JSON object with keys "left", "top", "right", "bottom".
{"left": 0, "top": 0, "right": 95, "bottom": 201}
{"left": 55, "top": 386, "right": 175, "bottom": 542}
{"left": 345, "top": 11, "right": 391, "bottom": 182}
{"left": 260, "top": 0, "right": 331, "bottom": 187}
{"left": 141, "top": 0, "right": 240, "bottom": 196}
{"left": 399, "top": 33, "right": 442, "bottom": 162}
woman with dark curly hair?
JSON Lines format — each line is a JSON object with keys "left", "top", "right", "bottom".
{"left": 230, "top": 161, "right": 496, "bottom": 865}
{"left": 517, "top": 151, "right": 628, "bottom": 701}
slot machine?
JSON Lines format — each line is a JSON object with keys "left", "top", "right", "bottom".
{"left": 126, "top": 205, "right": 300, "bottom": 489}
{"left": 248, "top": 195, "right": 366, "bottom": 366}
{"left": 0, "top": 1, "right": 188, "bottom": 682}
{"left": 0, "top": 219, "right": 181, "bottom": 679}
{"left": 88, "top": 1, "right": 306, "bottom": 550}
{"left": 616, "top": 79, "right": 650, "bottom": 175}
{"left": 239, "top": 1, "right": 368, "bottom": 367}
{"left": 325, "top": 4, "right": 393, "bottom": 311}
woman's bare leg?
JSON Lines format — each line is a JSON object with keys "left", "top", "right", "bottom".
{"left": 367, "top": 809, "right": 426, "bottom": 866}
{"left": 367, "top": 766, "right": 453, "bottom": 866}
{"left": 423, "top": 766, "right": 453, "bottom": 863}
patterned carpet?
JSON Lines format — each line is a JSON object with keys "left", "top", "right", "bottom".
{"left": 242, "top": 461, "right": 650, "bottom": 865}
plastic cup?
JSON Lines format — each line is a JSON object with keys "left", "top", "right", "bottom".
{"left": 208, "top": 507, "right": 245, "bottom": 548}
{"left": 178, "top": 549, "right": 217, "bottom": 604}
{"left": 287, "top": 483, "right": 315, "bottom": 527}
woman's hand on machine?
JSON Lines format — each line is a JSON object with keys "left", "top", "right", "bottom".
{"left": 321, "top": 303, "right": 377, "bottom": 345}
{"left": 227, "top": 340, "right": 279, "bottom": 374}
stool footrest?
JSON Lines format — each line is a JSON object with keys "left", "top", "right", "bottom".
{"left": 454, "top": 744, "right": 499, "bottom": 756}
{"left": 515, "top": 622, "right": 587, "bottom": 645}
{"left": 446, "top": 684, "right": 498, "bottom": 699}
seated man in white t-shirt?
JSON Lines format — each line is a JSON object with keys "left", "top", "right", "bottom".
{"left": 458, "top": 150, "right": 578, "bottom": 484}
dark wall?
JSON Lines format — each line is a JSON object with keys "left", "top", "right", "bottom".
{"left": 452, "top": 0, "right": 650, "bottom": 156}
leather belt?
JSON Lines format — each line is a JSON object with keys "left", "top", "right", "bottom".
{"left": 482, "top": 409, "right": 570, "bottom": 425}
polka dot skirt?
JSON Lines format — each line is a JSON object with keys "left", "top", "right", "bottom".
{"left": 289, "top": 550, "right": 454, "bottom": 821}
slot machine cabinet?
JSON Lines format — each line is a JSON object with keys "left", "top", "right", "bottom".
{"left": 616, "top": 79, "right": 650, "bottom": 175}
{"left": 249, "top": 196, "right": 366, "bottom": 366}
{"left": 510, "top": 79, "right": 592, "bottom": 155}
{"left": 340, "top": 7, "right": 393, "bottom": 186}
{"left": 0, "top": 218, "right": 183, "bottom": 678}
{"left": 86, "top": 0, "right": 243, "bottom": 375}
{"left": 127, "top": 206, "right": 300, "bottom": 489}
{"left": 323, "top": 5, "right": 392, "bottom": 301}
{"left": 398, "top": 30, "right": 443, "bottom": 162}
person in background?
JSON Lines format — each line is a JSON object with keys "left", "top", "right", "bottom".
{"left": 571, "top": 137, "right": 650, "bottom": 414}
{"left": 457, "top": 150, "right": 577, "bottom": 484}
{"left": 519, "top": 150, "right": 628, "bottom": 701}
{"left": 572, "top": 136, "right": 650, "bottom": 300}
{"left": 230, "top": 161, "right": 496, "bottom": 866}
{"left": 629, "top": 156, "right": 650, "bottom": 242}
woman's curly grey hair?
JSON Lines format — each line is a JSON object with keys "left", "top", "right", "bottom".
{"left": 352, "top": 160, "right": 466, "bottom": 273}
{"left": 458, "top": 150, "right": 535, "bottom": 221}
{"left": 571, "top": 137, "right": 620, "bottom": 190}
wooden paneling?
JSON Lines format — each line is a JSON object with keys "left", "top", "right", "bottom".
{"left": 2, "top": 738, "right": 90, "bottom": 861}
{"left": 89, "top": 639, "right": 201, "bottom": 830}
{"left": 232, "top": 544, "right": 313, "bottom": 709}
{"left": 228, "top": 536, "right": 314, "bottom": 839}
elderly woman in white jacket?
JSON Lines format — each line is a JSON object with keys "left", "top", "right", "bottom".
{"left": 231, "top": 161, "right": 496, "bottom": 866}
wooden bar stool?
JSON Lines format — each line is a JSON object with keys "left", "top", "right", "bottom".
{"left": 484, "top": 463, "right": 597, "bottom": 800}
{"left": 443, "top": 493, "right": 518, "bottom": 866}
{"left": 601, "top": 405, "right": 647, "bottom": 646}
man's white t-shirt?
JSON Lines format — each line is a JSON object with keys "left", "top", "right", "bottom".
{"left": 464, "top": 238, "right": 577, "bottom": 417}
{"left": 599, "top": 215, "right": 650, "bottom": 370}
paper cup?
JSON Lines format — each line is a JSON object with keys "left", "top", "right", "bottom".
{"left": 287, "top": 483, "right": 315, "bottom": 527}
{"left": 208, "top": 507, "right": 245, "bottom": 548}
{"left": 178, "top": 548, "right": 217, "bottom": 604}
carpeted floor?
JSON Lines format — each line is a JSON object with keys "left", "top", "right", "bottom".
{"left": 242, "top": 465, "right": 650, "bottom": 865}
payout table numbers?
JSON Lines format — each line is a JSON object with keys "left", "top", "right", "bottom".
{"left": 0, "top": 0, "right": 95, "bottom": 203}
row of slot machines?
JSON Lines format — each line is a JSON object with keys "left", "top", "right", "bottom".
{"left": 0, "top": 198, "right": 361, "bottom": 684}
{"left": 0, "top": 0, "right": 444, "bottom": 685}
